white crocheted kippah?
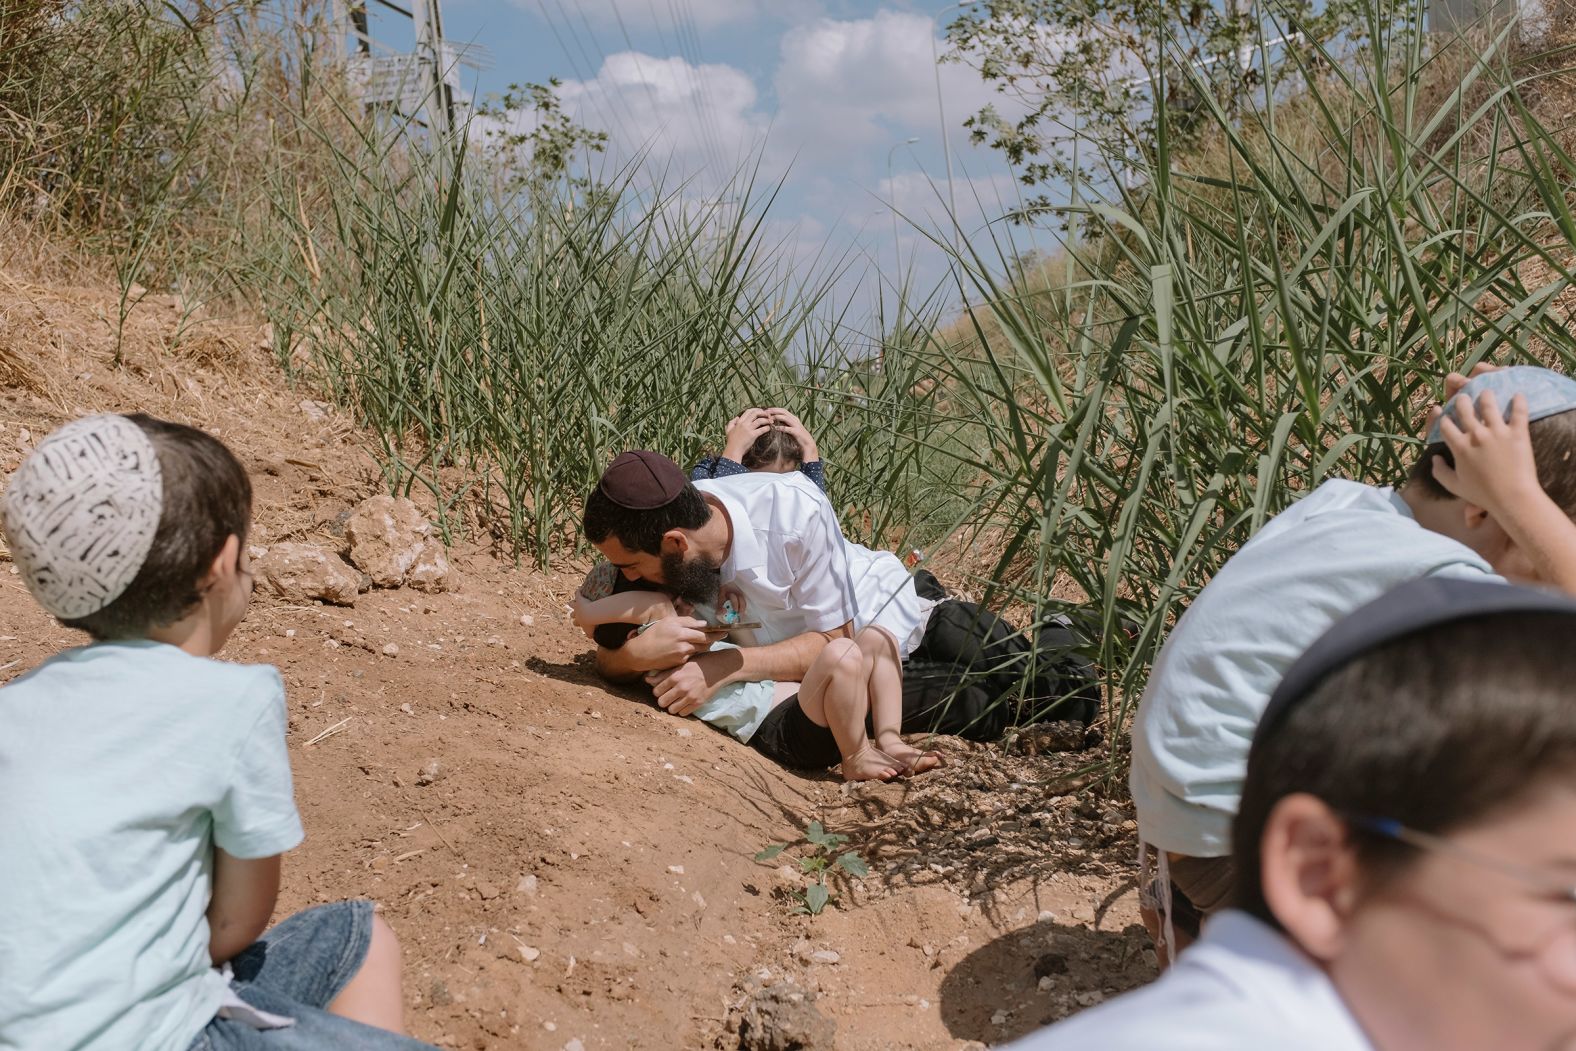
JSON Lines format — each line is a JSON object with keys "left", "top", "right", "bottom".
{"left": 2, "top": 415, "right": 164, "bottom": 619}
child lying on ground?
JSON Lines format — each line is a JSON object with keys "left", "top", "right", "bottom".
{"left": 0, "top": 414, "right": 435, "bottom": 1051}
{"left": 569, "top": 565, "right": 940, "bottom": 780}
{"left": 691, "top": 406, "right": 827, "bottom": 493}
{"left": 1013, "top": 576, "right": 1576, "bottom": 1050}
{"left": 1129, "top": 365, "right": 1576, "bottom": 964}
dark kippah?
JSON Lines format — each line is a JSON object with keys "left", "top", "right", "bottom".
{"left": 597, "top": 450, "right": 689, "bottom": 510}
{"left": 1256, "top": 577, "right": 1576, "bottom": 745}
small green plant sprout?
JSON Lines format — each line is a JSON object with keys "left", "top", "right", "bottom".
{"left": 755, "top": 820, "right": 870, "bottom": 916}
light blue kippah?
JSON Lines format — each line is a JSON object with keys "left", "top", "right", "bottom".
{"left": 1426, "top": 365, "right": 1576, "bottom": 444}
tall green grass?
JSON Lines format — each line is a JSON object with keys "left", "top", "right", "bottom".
{"left": 921, "top": 7, "right": 1576, "bottom": 755}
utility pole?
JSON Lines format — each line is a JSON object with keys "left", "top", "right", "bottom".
{"left": 334, "top": 0, "right": 485, "bottom": 136}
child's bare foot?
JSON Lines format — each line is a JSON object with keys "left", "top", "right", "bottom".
{"left": 840, "top": 744, "right": 901, "bottom": 782}
{"left": 877, "top": 734, "right": 944, "bottom": 776}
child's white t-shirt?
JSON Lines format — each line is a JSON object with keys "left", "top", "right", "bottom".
{"left": 1004, "top": 911, "right": 1374, "bottom": 1050}
{"left": 691, "top": 641, "right": 781, "bottom": 743}
{"left": 1130, "top": 480, "right": 1498, "bottom": 857}
{"left": 0, "top": 641, "right": 304, "bottom": 1051}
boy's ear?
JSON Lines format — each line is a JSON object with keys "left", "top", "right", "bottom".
{"left": 1259, "top": 793, "right": 1362, "bottom": 962}
{"left": 1461, "top": 501, "right": 1492, "bottom": 531}
{"left": 202, "top": 535, "right": 243, "bottom": 589}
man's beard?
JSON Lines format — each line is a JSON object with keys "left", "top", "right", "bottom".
{"left": 661, "top": 549, "right": 722, "bottom": 606}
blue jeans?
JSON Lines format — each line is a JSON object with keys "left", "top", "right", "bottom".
{"left": 187, "top": 901, "right": 437, "bottom": 1050}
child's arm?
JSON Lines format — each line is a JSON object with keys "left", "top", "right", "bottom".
{"left": 570, "top": 589, "right": 677, "bottom": 638}
{"left": 1433, "top": 390, "right": 1576, "bottom": 593}
{"left": 207, "top": 848, "right": 281, "bottom": 965}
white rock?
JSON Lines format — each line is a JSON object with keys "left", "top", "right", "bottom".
{"left": 519, "top": 944, "right": 541, "bottom": 963}
{"left": 254, "top": 543, "right": 361, "bottom": 606}
{"left": 382, "top": 643, "right": 400, "bottom": 657}
{"left": 516, "top": 874, "right": 539, "bottom": 895}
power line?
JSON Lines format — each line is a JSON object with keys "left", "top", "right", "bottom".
{"left": 532, "top": 1, "right": 635, "bottom": 153}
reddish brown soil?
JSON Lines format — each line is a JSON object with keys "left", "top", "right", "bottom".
{"left": 0, "top": 255, "right": 1152, "bottom": 1049}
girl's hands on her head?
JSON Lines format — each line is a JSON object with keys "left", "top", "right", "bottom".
{"left": 766, "top": 407, "right": 818, "bottom": 461}
{"left": 722, "top": 408, "right": 772, "bottom": 462}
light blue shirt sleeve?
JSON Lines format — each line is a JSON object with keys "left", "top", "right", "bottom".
{"left": 212, "top": 668, "right": 304, "bottom": 859}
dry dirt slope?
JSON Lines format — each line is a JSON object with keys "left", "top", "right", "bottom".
{"left": 0, "top": 259, "right": 1152, "bottom": 1049}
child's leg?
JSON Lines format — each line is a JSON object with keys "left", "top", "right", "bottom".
{"left": 327, "top": 912, "right": 407, "bottom": 1032}
{"left": 798, "top": 637, "right": 899, "bottom": 781}
{"left": 861, "top": 628, "right": 942, "bottom": 775}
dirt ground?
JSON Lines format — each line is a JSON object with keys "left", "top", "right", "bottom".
{"left": 0, "top": 255, "right": 1153, "bottom": 1049}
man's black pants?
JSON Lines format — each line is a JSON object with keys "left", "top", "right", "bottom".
{"left": 897, "top": 575, "right": 1101, "bottom": 741}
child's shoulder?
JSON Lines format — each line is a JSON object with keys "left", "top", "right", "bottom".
{"left": 3, "top": 642, "right": 283, "bottom": 710}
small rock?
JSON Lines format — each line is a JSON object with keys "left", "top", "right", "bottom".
{"left": 738, "top": 979, "right": 835, "bottom": 1051}
{"left": 298, "top": 399, "right": 329, "bottom": 420}
{"left": 809, "top": 950, "right": 840, "bottom": 965}
{"left": 564, "top": 1040, "right": 585, "bottom": 1051}
{"left": 676, "top": 726, "right": 693, "bottom": 738}
{"left": 1074, "top": 990, "right": 1106, "bottom": 1007}
{"left": 668, "top": 865, "right": 684, "bottom": 875}
{"left": 400, "top": 703, "right": 414, "bottom": 715}
{"left": 253, "top": 543, "right": 361, "bottom": 606}
{"left": 519, "top": 944, "right": 541, "bottom": 962}
{"left": 415, "top": 759, "right": 441, "bottom": 786}
{"left": 516, "top": 874, "right": 539, "bottom": 895}
{"left": 476, "top": 880, "right": 500, "bottom": 900}
{"left": 1037, "top": 975, "right": 1054, "bottom": 991}
{"left": 991, "top": 1010, "right": 1010, "bottom": 1026}
{"left": 520, "top": 613, "right": 534, "bottom": 626}
{"left": 382, "top": 643, "right": 400, "bottom": 657}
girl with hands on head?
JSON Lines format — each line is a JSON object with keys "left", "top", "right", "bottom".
{"left": 691, "top": 405, "right": 827, "bottom": 493}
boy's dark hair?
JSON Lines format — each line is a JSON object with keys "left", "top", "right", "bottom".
{"left": 741, "top": 426, "right": 803, "bottom": 471}
{"left": 61, "top": 415, "right": 251, "bottom": 640}
{"left": 1232, "top": 612, "right": 1576, "bottom": 925}
{"left": 582, "top": 482, "right": 709, "bottom": 555}
{"left": 1408, "top": 410, "right": 1576, "bottom": 515}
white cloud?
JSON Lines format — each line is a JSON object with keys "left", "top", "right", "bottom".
{"left": 769, "top": 11, "right": 1014, "bottom": 167}
{"left": 551, "top": 51, "right": 769, "bottom": 186}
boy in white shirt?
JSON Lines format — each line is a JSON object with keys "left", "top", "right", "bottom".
{"left": 1013, "top": 575, "right": 1576, "bottom": 1051}
{"left": 0, "top": 414, "right": 433, "bottom": 1051}
{"left": 1130, "top": 367, "right": 1576, "bottom": 954}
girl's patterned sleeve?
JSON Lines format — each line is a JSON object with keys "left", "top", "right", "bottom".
{"left": 691, "top": 456, "right": 749, "bottom": 481}
{"left": 799, "top": 460, "right": 827, "bottom": 493}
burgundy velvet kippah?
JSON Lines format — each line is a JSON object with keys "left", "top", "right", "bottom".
{"left": 597, "top": 450, "right": 688, "bottom": 509}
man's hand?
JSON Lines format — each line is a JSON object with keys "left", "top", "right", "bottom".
{"left": 646, "top": 648, "right": 740, "bottom": 716}
{"left": 767, "top": 407, "right": 819, "bottom": 461}
{"left": 1431, "top": 390, "right": 1539, "bottom": 512}
{"left": 633, "top": 616, "right": 724, "bottom": 668}
{"left": 722, "top": 408, "right": 772, "bottom": 462}
{"left": 567, "top": 592, "right": 596, "bottom": 640}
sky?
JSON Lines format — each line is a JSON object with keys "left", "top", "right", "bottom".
{"left": 356, "top": 0, "right": 1056, "bottom": 326}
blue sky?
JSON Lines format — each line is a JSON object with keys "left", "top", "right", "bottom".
{"left": 358, "top": 0, "right": 1054, "bottom": 322}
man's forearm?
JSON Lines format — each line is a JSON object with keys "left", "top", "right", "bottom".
{"left": 703, "top": 624, "right": 851, "bottom": 687}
